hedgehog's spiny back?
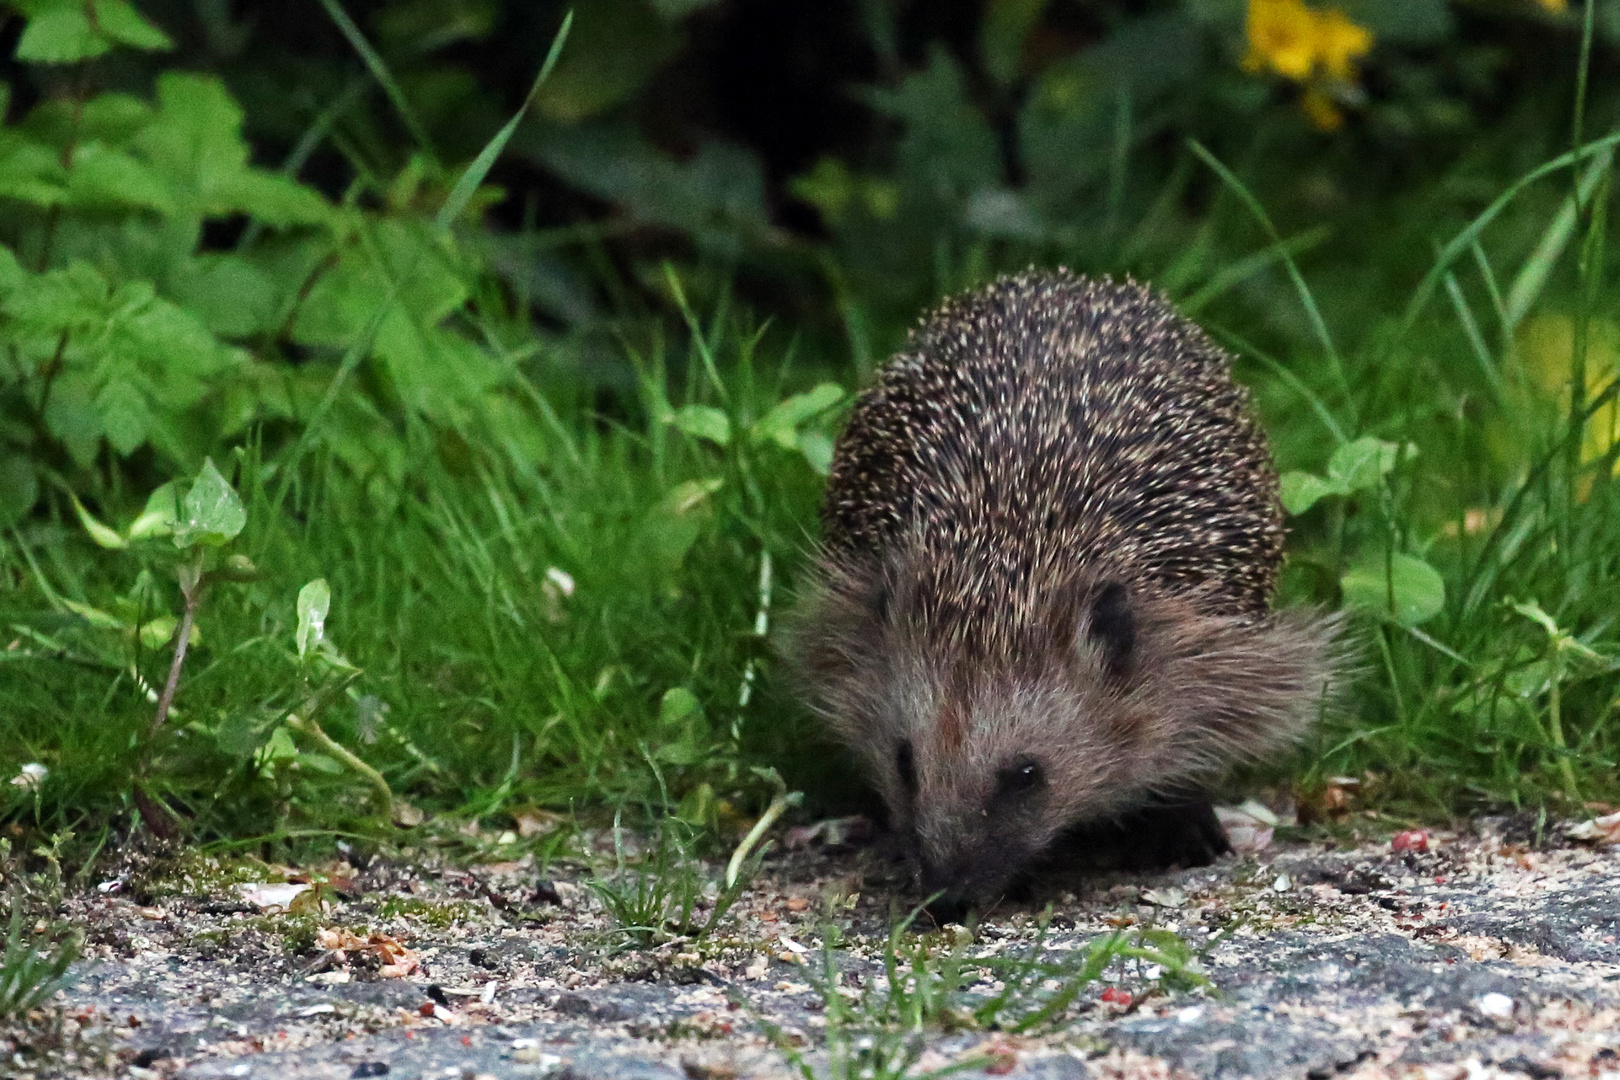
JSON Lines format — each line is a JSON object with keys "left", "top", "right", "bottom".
{"left": 821, "top": 271, "right": 1284, "bottom": 626}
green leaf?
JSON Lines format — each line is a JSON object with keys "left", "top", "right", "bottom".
{"left": 1341, "top": 552, "right": 1446, "bottom": 626}
{"left": 0, "top": 452, "right": 38, "bottom": 526}
{"left": 659, "top": 687, "right": 701, "bottom": 727}
{"left": 751, "top": 382, "right": 844, "bottom": 450}
{"left": 671, "top": 405, "right": 732, "bottom": 446}
{"left": 1278, "top": 470, "right": 1345, "bottom": 515}
{"left": 174, "top": 457, "right": 246, "bottom": 548}
{"left": 70, "top": 493, "right": 126, "bottom": 549}
{"left": 797, "top": 431, "right": 835, "bottom": 476}
{"left": 93, "top": 0, "right": 174, "bottom": 50}
{"left": 1326, "top": 436, "right": 1407, "bottom": 494}
{"left": 168, "top": 254, "right": 276, "bottom": 337}
{"left": 296, "top": 579, "right": 332, "bottom": 659}
{"left": 129, "top": 480, "right": 182, "bottom": 540}
{"left": 15, "top": 0, "right": 172, "bottom": 63}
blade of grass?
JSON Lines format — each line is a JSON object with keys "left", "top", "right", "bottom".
{"left": 1504, "top": 145, "right": 1613, "bottom": 330}
{"left": 317, "top": 0, "right": 437, "bottom": 159}
{"left": 1188, "top": 139, "right": 1352, "bottom": 424}
{"left": 1209, "top": 324, "right": 1347, "bottom": 443}
{"left": 1397, "top": 131, "right": 1620, "bottom": 341}
{"left": 436, "top": 11, "right": 573, "bottom": 231}
{"left": 1180, "top": 224, "right": 1332, "bottom": 316}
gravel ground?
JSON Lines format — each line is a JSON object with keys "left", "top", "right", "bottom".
{"left": 8, "top": 813, "right": 1620, "bottom": 1080}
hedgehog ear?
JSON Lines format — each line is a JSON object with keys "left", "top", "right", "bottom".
{"left": 1086, "top": 581, "right": 1135, "bottom": 678}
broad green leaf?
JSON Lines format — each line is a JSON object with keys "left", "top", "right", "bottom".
{"left": 174, "top": 457, "right": 246, "bottom": 548}
{"left": 1341, "top": 552, "right": 1446, "bottom": 626}
{"left": 1326, "top": 436, "right": 1407, "bottom": 494}
{"left": 64, "top": 143, "right": 172, "bottom": 213}
{"left": 296, "top": 579, "right": 332, "bottom": 659}
{"left": 90, "top": 0, "right": 173, "bottom": 50}
{"left": 70, "top": 493, "right": 126, "bottom": 549}
{"left": 94, "top": 377, "right": 152, "bottom": 455}
{"left": 1278, "top": 471, "right": 1344, "bottom": 515}
{"left": 15, "top": 0, "right": 172, "bottom": 63}
{"left": 133, "top": 73, "right": 328, "bottom": 227}
{"left": 0, "top": 245, "right": 25, "bottom": 295}
{"left": 168, "top": 254, "right": 276, "bottom": 337}
{"left": 671, "top": 405, "right": 732, "bottom": 446}
{"left": 0, "top": 452, "right": 38, "bottom": 526}
{"left": 752, "top": 382, "right": 844, "bottom": 450}
{"left": 129, "top": 480, "right": 183, "bottom": 540}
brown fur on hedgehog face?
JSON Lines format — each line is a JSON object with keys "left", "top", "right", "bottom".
{"left": 792, "top": 541, "right": 1339, "bottom": 910}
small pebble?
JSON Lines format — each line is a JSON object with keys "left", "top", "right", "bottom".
{"left": 1476, "top": 992, "right": 1514, "bottom": 1019}
{"left": 1272, "top": 874, "right": 1292, "bottom": 892}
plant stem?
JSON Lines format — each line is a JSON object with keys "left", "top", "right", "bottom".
{"left": 283, "top": 674, "right": 394, "bottom": 817}
{"left": 1547, "top": 672, "right": 1581, "bottom": 803}
{"left": 149, "top": 571, "right": 203, "bottom": 737}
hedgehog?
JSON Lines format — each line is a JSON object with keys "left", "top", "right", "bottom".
{"left": 788, "top": 269, "right": 1340, "bottom": 922}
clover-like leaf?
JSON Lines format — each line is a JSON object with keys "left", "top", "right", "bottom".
{"left": 1341, "top": 552, "right": 1446, "bottom": 626}
{"left": 752, "top": 382, "right": 844, "bottom": 450}
{"left": 1278, "top": 471, "right": 1346, "bottom": 516}
{"left": 671, "top": 405, "right": 732, "bottom": 446}
{"left": 296, "top": 579, "right": 332, "bottom": 660}
{"left": 128, "top": 480, "right": 183, "bottom": 540}
{"left": 173, "top": 458, "right": 245, "bottom": 548}
{"left": 1326, "top": 436, "right": 1409, "bottom": 494}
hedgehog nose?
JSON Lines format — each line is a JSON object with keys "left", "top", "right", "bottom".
{"left": 920, "top": 859, "right": 974, "bottom": 926}
{"left": 924, "top": 894, "right": 972, "bottom": 927}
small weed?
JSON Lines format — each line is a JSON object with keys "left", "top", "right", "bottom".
{"left": 0, "top": 838, "right": 81, "bottom": 1020}
{"left": 372, "top": 897, "right": 485, "bottom": 929}
{"left": 766, "top": 911, "right": 1207, "bottom": 1080}
{"left": 590, "top": 791, "right": 800, "bottom": 949}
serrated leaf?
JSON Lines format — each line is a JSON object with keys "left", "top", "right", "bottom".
{"left": 671, "top": 404, "right": 732, "bottom": 446}
{"left": 296, "top": 579, "right": 331, "bottom": 659}
{"left": 1341, "top": 552, "right": 1446, "bottom": 627}
{"left": 129, "top": 480, "right": 183, "bottom": 540}
{"left": 94, "top": 377, "right": 151, "bottom": 456}
{"left": 752, "top": 382, "right": 844, "bottom": 449}
{"left": 69, "top": 493, "right": 126, "bottom": 549}
{"left": 1326, "top": 436, "right": 1406, "bottom": 494}
{"left": 174, "top": 457, "right": 245, "bottom": 548}
{"left": 1278, "top": 470, "right": 1345, "bottom": 515}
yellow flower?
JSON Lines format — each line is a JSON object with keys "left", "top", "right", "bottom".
{"left": 1302, "top": 86, "right": 1344, "bottom": 130}
{"left": 1243, "top": 0, "right": 1373, "bottom": 128}
{"left": 1535, "top": 0, "right": 1568, "bottom": 11}
{"left": 1315, "top": 8, "right": 1373, "bottom": 81}
{"left": 1245, "top": 0, "right": 1320, "bottom": 80}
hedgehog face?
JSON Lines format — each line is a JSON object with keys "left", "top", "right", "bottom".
{"left": 789, "top": 549, "right": 1339, "bottom": 921}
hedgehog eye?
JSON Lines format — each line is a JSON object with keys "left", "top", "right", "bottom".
{"left": 1087, "top": 581, "right": 1135, "bottom": 678}
{"left": 895, "top": 740, "right": 917, "bottom": 795}
{"left": 995, "top": 757, "right": 1044, "bottom": 798}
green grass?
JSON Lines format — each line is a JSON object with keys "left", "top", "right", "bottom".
{"left": 3, "top": 21, "right": 1620, "bottom": 862}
